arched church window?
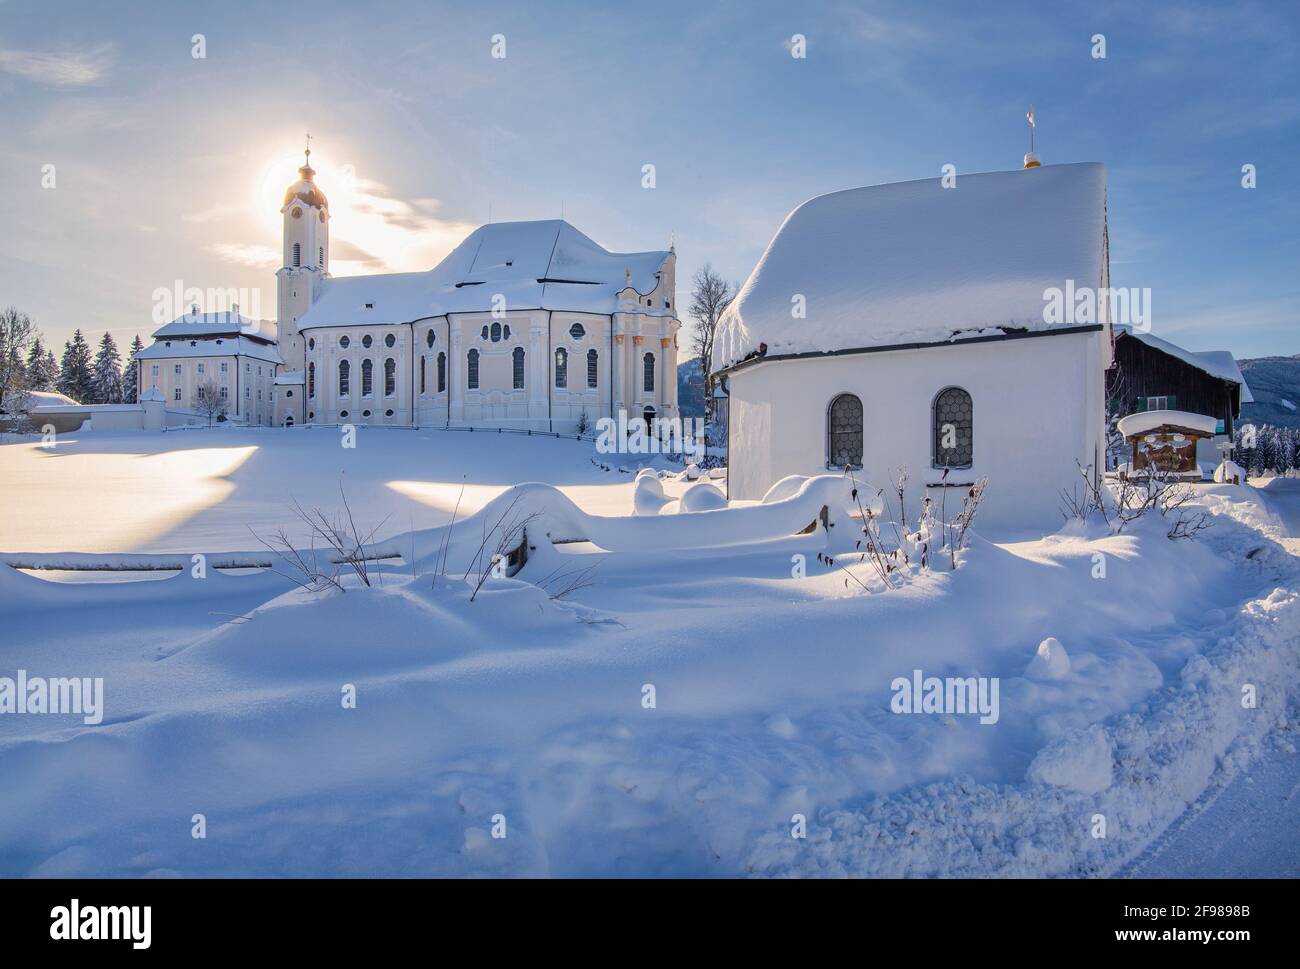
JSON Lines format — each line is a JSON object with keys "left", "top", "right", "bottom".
{"left": 339, "top": 335, "right": 350, "bottom": 349}
{"left": 437, "top": 352, "right": 446, "bottom": 393}
{"left": 420, "top": 356, "right": 426, "bottom": 395}
{"left": 385, "top": 333, "right": 395, "bottom": 348}
{"left": 643, "top": 406, "right": 656, "bottom": 431}
{"left": 569, "top": 322, "right": 585, "bottom": 340}
{"left": 481, "top": 325, "right": 489, "bottom": 340}
{"left": 554, "top": 348, "right": 568, "bottom": 388}
{"left": 467, "top": 349, "right": 480, "bottom": 389}
{"left": 587, "top": 349, "right": 598, "bottom": 388}
{"left": 308, "top": 338, "right": 314, "bottom": 350}
{"left": 932, "top": 387, "right": 973, "bottom": 469}
{"left": 361, "top": 358, "right": 373, "bottom": 396}
{"left": 503, "top": 324, "right": 511, "bottom": 340}
{"left": 292, "top": 242, "right": 301, "bottom": 267}
{"left": 491, "top": 322, "right": 502, "bottom": 343}
{"left": 384, "top": 358, "right": 396, "bottom": 396}
{"left": 338, "top": 360, "right": 350, "bottom": 397}
{"left": 643, "top": 352, "right": 655, "bottom": 392}
{"left": 308, "top": 362, "right": 315, "bottom": 398}
{"left": 319, "top": 246, "right": 324, "bottom": 267}
{"left": 827, "top": 393, "right": 863, "bottom": 469}
{"left": 513, "top": 347, "right": 525, "bottom": 389}
{"left": 362, "top": 334, "right": 373, "bottom": 349}
{"left": 426, "top": 330, "right": 435, "bottom": 348}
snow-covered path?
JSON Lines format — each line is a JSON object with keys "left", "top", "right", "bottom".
{"left": 1122, "top": 475, "right": 1300, "bottom": 878}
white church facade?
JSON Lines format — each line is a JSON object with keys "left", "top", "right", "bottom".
{"left": 712, "top": 161, "right": 1112, "bottom": 528}
{"left": 271, "top": 152, "right": 681, "bottom": 432}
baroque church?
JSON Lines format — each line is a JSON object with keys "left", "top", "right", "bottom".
{"left": 270, "top": 149, "right": 682, "bottom": 431}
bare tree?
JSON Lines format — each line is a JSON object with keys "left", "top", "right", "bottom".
{"left": 192, "top": 378, "right": 227, "bottom": 426}
{"left": 0, "top": 307, "right": 36, "bottom": 420}
{"left": 687, "top": 264, "right": 735, "bottom": 417}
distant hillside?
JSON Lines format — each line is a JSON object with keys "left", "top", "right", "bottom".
{"left": 677, "top": 356, "right": 706, "bottom": 417}
{"left": 1239, "top": 355, "right": 1300, "bottom": 429}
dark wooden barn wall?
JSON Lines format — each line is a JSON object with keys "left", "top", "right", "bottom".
{"left": 1107, "top": 334, "right": 1241, "bottom": 434}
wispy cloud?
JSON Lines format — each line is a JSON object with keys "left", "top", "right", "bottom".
{"left": 208, "top": 243, "right": 280, "bottom": 268}
{"left": 0, "top": 42, "right": 114, "bottom": 87}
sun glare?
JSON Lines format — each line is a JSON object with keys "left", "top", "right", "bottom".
{"left": 253, "top": 148, "right": 474, "bottom": 278}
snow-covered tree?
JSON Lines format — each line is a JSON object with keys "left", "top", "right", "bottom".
{"left": 57, "top": 329, "right": 94, "bottom": 404}
{"left": 121, "top": 335, "right": 144, "bottom": 403}
{"left": 91, "top": 331, "right": 124, "bottom": 404}
{"left": 24, "top": 337, "right": 57, "bottom": 392}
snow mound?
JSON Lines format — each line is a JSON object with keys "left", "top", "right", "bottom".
{"left": 679, "top": 482, "right": 728, "bottom": 513}
{"left": 170, "top": 575, "right": 586, "bottom": 679}
{"left": 762, "top": 475, "right": 812, "bottom": 504}
{"left": 1025, "top": 723, "right": 1112, "bottom": 794}
{"left": 1214, "top": 460, "right": 1245, "bottom": 484}
{"left": 632, "top": 472, "right": 670, "bottom": 516}
{"left": 1025, "top": 637, "right": 1071, "bottom": 680}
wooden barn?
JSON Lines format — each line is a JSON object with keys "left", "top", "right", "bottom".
{"left": 1108, "top": 327, "right": 1251, "bottom": 436}
{"left": 1108, "top": 326, "right": 1252, "bottom": 479}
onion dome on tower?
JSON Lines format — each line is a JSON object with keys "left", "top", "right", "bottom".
{"left": 283, "top": 146, "right": 329, "bottom": 211}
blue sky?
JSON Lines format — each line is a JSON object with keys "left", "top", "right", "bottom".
{"left": 1, "top": 0, "right": 1296, "bottom": 359}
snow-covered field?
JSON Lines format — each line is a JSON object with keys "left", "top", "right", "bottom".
{"left": 1, "top": 428, "right": 1297, "bottom": 877}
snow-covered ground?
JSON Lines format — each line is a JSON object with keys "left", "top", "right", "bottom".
{"left": 0, "top": 428, "right": 1297, "bottom": 877}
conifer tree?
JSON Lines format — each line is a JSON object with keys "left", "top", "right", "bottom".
{"left": 91, "top": 331, "right": 124, "bottom": 403}
{"left": 57, "top": 329, "right": 94, "bottom": 403}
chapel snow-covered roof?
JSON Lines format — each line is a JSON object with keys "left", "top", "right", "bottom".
{"left": 712, "top": 162, "right": 1108, "bottom": 370}
{"left": 297, "top": 220, "right": 672, "bottom": 331}
{"left": 151, "top": 311, "right": 277, "bottom": 343}
{"left": 1115, "top": 326, "right": 1254, "bottom": 403}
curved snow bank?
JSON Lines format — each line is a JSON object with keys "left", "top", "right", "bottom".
{"left": 400, "top": 476, "right": 853, "bottom": 571}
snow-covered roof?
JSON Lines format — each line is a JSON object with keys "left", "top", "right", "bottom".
{"left": 298, "top": 220, "right": 672, "bottom": 331}
{"left": 1117, "top": 409, "right": 1220, "bottom": 438}
{"left": 22, "top": 390, "right": 79, "bottom": 408}
{"left": 136, "top": 335, "right": 282, "bottom": 366}
{"left": 713, "top": 162, "right": 1108, "bottom": 370}
{"left": 151, "top": 311, "right": 277, "bottom": 343}
{"left": 1116, "top": 326, "right": 1253, "bottom": 402}
{"left": 139, "top": 386, "right": 165, "bottom": 402}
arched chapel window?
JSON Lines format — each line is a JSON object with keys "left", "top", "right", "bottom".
{"left": 828, "top": 393, "right": 863, "bottom": 468}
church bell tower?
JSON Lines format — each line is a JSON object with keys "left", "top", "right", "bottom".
{"left": 276, "top": 140, "right": 330, "bottom": 374}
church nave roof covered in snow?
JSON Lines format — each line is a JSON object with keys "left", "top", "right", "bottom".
{"left": 712, "top": 162, "right": 1108, "bottom": 370}
{"left": 296, "top": 220, "right": 673, "bottom": 330}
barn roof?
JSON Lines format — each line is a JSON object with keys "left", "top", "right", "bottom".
{"left": 1116, "top": 326, "right": 1254, "bottom": 402}
{"left": 712, "top": 162, "right": 1108, "bottom": 370}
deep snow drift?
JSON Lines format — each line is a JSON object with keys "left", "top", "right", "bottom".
{"left": 1, "top": 429, "right": 1297, "bottom": 877}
